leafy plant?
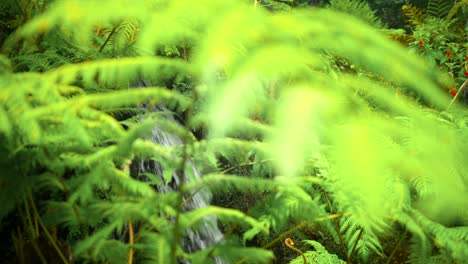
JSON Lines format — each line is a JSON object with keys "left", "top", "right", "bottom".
{"left": 0, "top": 0, "right": 467, "bottom": 264}
{"left": 427, "top": 0, "right": 453, "bottom": 18}
{"left": 289, "top": 239, "right": 346, "bottom": 264}
{"left": 327, "top": 0, "right": 384, "bottom": 28}
{"left": 402, "top": 3, "right": 427, "bottom": 29}
{"left": 409, "top": 17, "right": 467, "bottom": 96}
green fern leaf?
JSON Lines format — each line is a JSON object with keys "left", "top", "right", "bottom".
{"left": 427, "top": 0, "right": 453, "bottom": 18}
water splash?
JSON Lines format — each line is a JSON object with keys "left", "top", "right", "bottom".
{"left": 134, "top": 81, "right": 226, "bottom": 263}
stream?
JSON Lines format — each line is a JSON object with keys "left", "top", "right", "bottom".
{"left": 133, "top": 81, "right": 226, "bottom": 264}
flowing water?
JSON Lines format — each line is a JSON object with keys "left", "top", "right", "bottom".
{"left": 133, "top": 81, "right": 226, "bottom": 264}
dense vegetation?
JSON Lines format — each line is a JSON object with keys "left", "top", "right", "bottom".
{"left": 0, "top": 0, "right": 467, "bottom": 263}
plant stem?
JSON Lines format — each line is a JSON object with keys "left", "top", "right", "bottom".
{"left": 127, "top": 221, "right": 134, "bottom": 264}
{"left": 348, "top": 228, "right": 364, "bottom": 262}
{"left": 323, "top": 190, "right": 349, "bottom": 263}
{"left": 262, "top": 213, "right": 346, "bottom": 250}
{"left": 385, "top": 228, "right": 408, "bottom": 264}
{"left": 99, "top": 24, "right": 118, "bottom": 53}
{"left": 31, "top": 240, "right": 48, "bottom": 264}
{"left": 285, "top": 238, "right": 307, "bottom": 264}
{"left": 28, "top": 191, "right": 69, "bottom": 264}
{"left": 447, "top": 79, "right": 467, "bottom": 110}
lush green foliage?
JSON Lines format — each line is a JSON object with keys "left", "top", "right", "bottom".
{"left": 410, "top": 17, "right": 467, "bottom": 85}
{"left": 427, "top": 0, "right": 453, "bottom": 18}
{"left": 0, "top": 0, "right": 467, "bottom": 263}
{"left": 327, "top": 0, "right": 383, "bottom": 28}
{"left": 402, "top": 1, "right": 467, "bottom": 99}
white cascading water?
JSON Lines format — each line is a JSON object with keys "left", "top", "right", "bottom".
{"left": 134, "top": 81, "right": 226, "bottom": 264}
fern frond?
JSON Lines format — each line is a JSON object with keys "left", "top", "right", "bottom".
{"left": 447, "top": 0, "right": 468, "bottom": 20}
{"left": 181, "top": 174, "right": 315, "bottom": 197}
{"left": 107, "top": 19, "right": 140, "bottom": 53}
{"left": 134, "top": 232, "right": 172, "bottom": 264}
{"left": 181, "top": 206, "right": 269, "bottom": 240}
{"left": 44, "top": 56, "right": 191, "bottom": 89}
{"left": 427, "top": 0, "right": 453, "bottom": 18}
{"left": 209, "top": 243, "right": 274, "bottom": 264}
{"left": 327, "top": 0, "right": 383, "bottom": 28}
{"left": 290, "top": 240, "right": 345, "bottom": 264}
{"left": 248, "top": 183, "right": 327, "bottom": 235}
{"left": 2, "top": 1, "right": 467, "bottom": 263}
{"left": 339, "top": 216, "right": 383, "bottom": 262}
{"left": 402, "top": 4, "right": 426, "bottom": 29}
{"left": 411, "top": 209, "right": 468, "bottom": 262}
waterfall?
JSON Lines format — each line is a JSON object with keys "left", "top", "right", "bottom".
{"left": 133, "top": 81, "right": 226, "bottom": 264}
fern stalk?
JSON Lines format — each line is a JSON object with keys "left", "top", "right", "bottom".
{"left": 385, "top": 228, "right": 408, "bottom": 264}
{"left": 28, "top": 191, "right": 69, "bottom": 264}
{"left": 348, "top": 227, "right": 363, "bottom": 262}
{"left": 127, "top": 221, "right": 134, "bottom": 264}
{"left": 99, "top": 24, "right": 118, "bottom": 53}
{"left": 447, "top": 79, "right": 468, "bottom": 110}
{"left": 323, "top": 189, "right": 349, "bottom": 262}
